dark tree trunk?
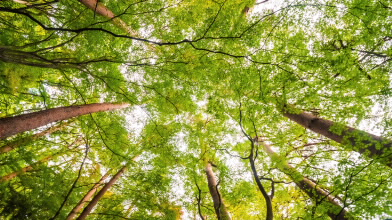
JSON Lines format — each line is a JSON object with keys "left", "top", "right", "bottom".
{"left": 205, "top": 163, "right": 231, "bottom": 220}
{"left": 0, "top": 103, "right": 129, "bottom": 139}
{"left": 76, "top": 166, "right": 127, "bottom": 220}
{"left": 249, "top": 142, "right": 274, "bottom": 220}
{"left": 284, "top": 111, "right": 391, "bottom": 167}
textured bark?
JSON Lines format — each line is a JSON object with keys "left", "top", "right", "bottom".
{"left": 284, "top": 111, "right": 392, "bottom": 167}
{"left": 78, "top": 0, "right": 138, "bottom": 36}
{"left": 0, "top": 103, "right": 129, "bottom": 139}
{"left": 205, "top": 163, "right": 231, "bottom": 220}
{"left": 76, "top": 166, "right": 127, "bottom": 220}
{"left": 66, "top": 171, "right": 111, "bottom": 220}
{"left": 0, "top": 155, "right": 53, "bottom": 182}
{"left": 0, "top": 121, "right": 70, "bottom": 154}
{"left": 260, "top": 141, "right": 351, "bottom": 220}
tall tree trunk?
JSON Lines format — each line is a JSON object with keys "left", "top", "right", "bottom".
{"left": 283, "top": 111, "right": 392, "bottom": 167}
{"left": 0, "top": 103, "right": 129, "bottom": 139}
{"left": 259, "top": 140, "right": 351, "bottom": 220}
{"left": 66, "top": 171, "right": 111, "bottom": 220}
{"left": 249, "top": 141, "right": 274, "bottom": 220}
{"left": 0, "top": 121, "right": 70, "bottom": 154}
{"left": 205, "top": 163, "right": 231, "bottom": 220}
{"left": 78, "top": 0, "right": 138, "bottom": 36}
{"left": 76, "top": 166, "right": 127, "bottom": 220}
{"left": 0, "top": 155, "right": 53, "bottom": 182}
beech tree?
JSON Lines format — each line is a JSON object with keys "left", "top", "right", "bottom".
{"left": 205, "top": 163, "right": 231, "bottom": 220}
{"left": 257, "top": 138, "right": 350, "bottom": 219}
{"left": 0, "top": 102, "right": 129, "bottom": 139}
{"left": 0, "top": 120, "right": 70, "bottom": 153}
{"left": 76, "top": 166, "right": 127, "bottom": 220}
{"left": 283, "top": 110, "right": 392, "bottom": 167}
{"left": 66, "top": 171, "right": 111, "bottom": 220}
{"left": 0, "top": 0, "right": 391, "bottom": 219}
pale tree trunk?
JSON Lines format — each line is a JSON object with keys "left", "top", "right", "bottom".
{"left": 76, "top": 166, "right": 127, "bottom": 220}
{"left": 66, "top": 171, "right": 111, "bottom": 220}
{"left": 283, "top": 111, "right": 391, "bottom": 167}
{"left": 205, "top": 163, "right": 231, "bottom": 220}
{"left": 0, "top": 103, "right": 129, "bottom": 139}
{"left": 259, "top": 140, "right": 351, "bottom": 220}
{"left": 0, "top": 155, "right": 53, "bottom": 182}
{"left": 0, "top": 121, "right": 70, "bottom": 154}
{"left": 78, "top": 0, "right": 138, "bottom": 36}
{"left": 77, "top": 0, "right": 156, "bottom": 52}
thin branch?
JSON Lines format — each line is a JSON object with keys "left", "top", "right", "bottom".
{"left": 195, "top": 181, "right": 206, "bottom": 220}
{"left": 50, "top": 143, "right": 89, "bottom": 220}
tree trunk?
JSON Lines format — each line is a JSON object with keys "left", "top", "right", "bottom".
{"left": 78, "top": 0, "right": 138, "bottom": 36}
{"left": 76, "top": 166, "right": 127, "bottom": 220}
{"left": 0, "top": 47, "right": 78, "bottom": 69}
{"left": 66, "top": 171, "right": 111, "bottom": 220}
{"left": 283, "top": 111, "right": 391, "bottom": 167}
{"left": 0, "top": 121, "right": 70, "bottom": 154}
{"left": 0, "top": 155, "right": 53, "bottom": 182}
{"left": 260, "top": 141, "right": 351, "bottom": 220}
{"left": 205, "top": 163, "right": 231, "bottom": 220}
{"left": 77, "top": 0, "right": 158, "bottom": 52}
{"left": 249, "top": 143, "right": 274, "bottom": 220}
{"left": 0, "top": 103, "right": 129, "bottom": 139}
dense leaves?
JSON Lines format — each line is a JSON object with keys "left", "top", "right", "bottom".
{"left": 0, "top": 0, "right": 391, "bottom": 219}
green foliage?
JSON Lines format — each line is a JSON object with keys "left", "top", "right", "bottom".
{"left": 0, "top": 0, "right": 391, "bottom": 219}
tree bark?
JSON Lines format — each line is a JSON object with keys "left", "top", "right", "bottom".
{"left": 66, "top": 171, "right": 111, "bottom": 220}
{"left": 249, "top": 142, "right": 274, "bottom": 220}
{"left": 76, "top": 166, "right": 127, "bottom": 220}
{"left": 0, "top": 121, "right": 70, "bottom": 154}
{"left": 260, "top": 141, "right": 351, "bottom": 220}
{"left": 205, "top": 163, "right": 231, "bottom": 220}
{"left": 78, "top": 0, "right": 138, "bottom": 36}
{"left": 0, "top": 103, "right": 129, "bottom": 139}
{"left": 283, "top": 111, "right": 392, "bottom": 167}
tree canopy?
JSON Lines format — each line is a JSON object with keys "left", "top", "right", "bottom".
{"left": 0, "top": 0, "right": 391, "bottom": 219}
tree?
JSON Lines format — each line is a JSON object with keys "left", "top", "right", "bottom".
{"left": 205, "top": 162, "right": 231, "bottom": 220}
{"left": 0, "top": 0, "right": 391, "bottom": 219}
{"left": 283, "top": 110, "right": 392, "bottom": 167}
{"left": 0, "top": 103, "right": 129, "bottom": 139}
{"left": 257, "top": 138, "right": 350, "bottom": 220}
{"left": 248, "top": 139, "right": 274, "bottom": 220}
{"left": 77, "top": 0, "right": 137, "bottom": 36}
{"left": 66, "top": 171, "right": 110, "bottom": 220}
{"left": 76, "top": 166, "right": 127, "bottom": 220}
{"left": 0, "top": 120, "right": 70, "bottom": 154}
